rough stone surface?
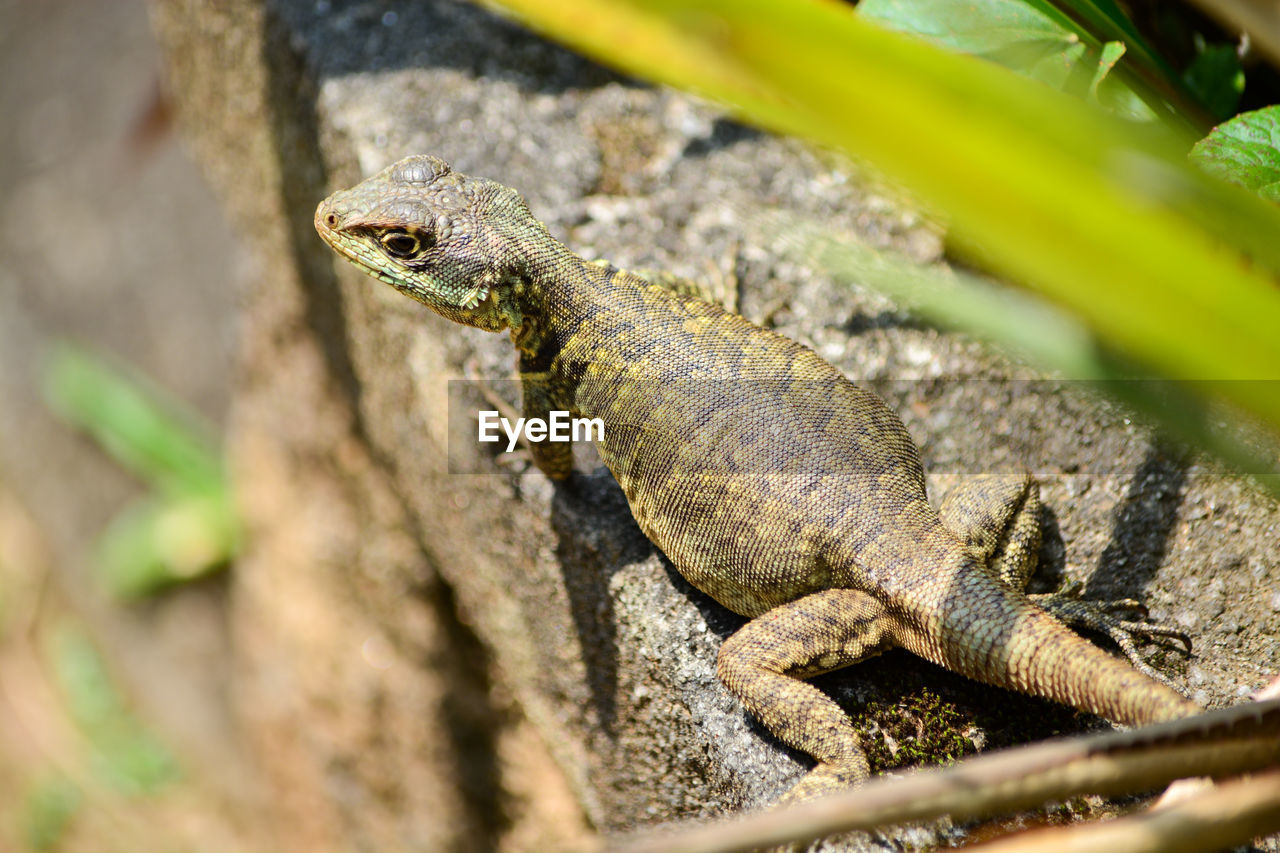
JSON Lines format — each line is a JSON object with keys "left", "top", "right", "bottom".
{"left": 148, "top": 0, "right": 1279, "bottom": 850}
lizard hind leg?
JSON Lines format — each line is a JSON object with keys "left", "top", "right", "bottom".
{"left": 716, "top": 588, "right": 893, "bottom": 805}
{"left": 938, "top": 471, "right": 1043, "bottom": 589}
{"left": 939, "top": 473, "right": 1191, "bottom": 686}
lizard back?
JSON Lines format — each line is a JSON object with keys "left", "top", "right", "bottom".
{"left": 543, "top": 262, "right": 945, "bottom": 617}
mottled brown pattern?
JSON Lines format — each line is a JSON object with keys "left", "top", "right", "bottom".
{"left": 315, "top": 156, "right": 1199, "bottom": 804}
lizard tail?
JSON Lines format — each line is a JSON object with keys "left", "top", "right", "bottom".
{"left": 898, "top": 567, "right": 1199, "bottom": 727}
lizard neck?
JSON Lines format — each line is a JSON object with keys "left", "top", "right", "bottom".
{"left": 507, "top": 245, "right": 619, "bottom": 358}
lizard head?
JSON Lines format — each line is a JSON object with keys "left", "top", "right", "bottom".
{"left": 314, "top": 155, "right": 546, "bottom": 332}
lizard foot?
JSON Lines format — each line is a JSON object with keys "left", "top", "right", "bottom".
{"left": 1029, "top": 581, "right": 1191, "bottom": 688}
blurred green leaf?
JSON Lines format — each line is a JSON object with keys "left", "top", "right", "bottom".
{"left": 754, "top": 210, "right": 1103, "bottom": 378}
{"left": 42, "top": 342, "right": 238, "bottom": 597}
{"left": 762, "top": 211, "right": 1280, "bottom": 486}
{"left": 856, "top": 0, "right": 1214, "bottom": 125}
{"left": 20, "top": 776, "right": 81, "bottom": 852}
{"left": 1091, "top": 39, "right": 1126, "bottom": 93}
{"left": 96, "top": 492, "right": 238, "bottom": 598}
{"left": 1183, "top": 42, "right": 1244, "bottom": 120}
{"left": 857, "top": 0, "right": 1081, "bottom": 60}
{"left": 43, "top": 343, "right": 222, "bottom": 496}
{"left": 1190, "top": 105, "right": 1280, "bottom": 201}
{"left": 53, "top": 623, "right": 127, "bottom": 728}
{"left": 49, "top": 624, "right": 180, "bottom": 795}
{"left": 858, "top": 0, "right": 1112, "bottom": 95}
{"left": 1051, "top": 0, "right": 1182, "bottom": 83}
{"left": 1087, "top": 39, "right": 1143, "bottom": 118}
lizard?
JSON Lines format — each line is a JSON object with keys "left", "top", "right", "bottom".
{"left": 314, "top": 154, "right": 1200, "bottom": 805}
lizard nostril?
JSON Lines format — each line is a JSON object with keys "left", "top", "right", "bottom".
{"left": 325, "top": 212, "right": 339, "bottom": 228}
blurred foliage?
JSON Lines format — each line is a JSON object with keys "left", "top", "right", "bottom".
{"left": 482, "top": 0, "right": 1280, "bottom": 487}
{"left": 20, "top": 776, "right": 81, "bottom": 852}
{"left": 13, "top": 624, "right": 180, "bottom": 851}
{"left": 1182, "top": 42, "right": 1244, "bottom": 117}
{"left": 42, "top": 343, "right": 239, "bottom": 598}
{"left": 48, "top": 624, "right": 179, "bottom": 795}
{"left": 859, "top": 0, "right": 1246, "bottom": 122}
{"left": 859, "top": 0, "right": 1193, "bottom": 124}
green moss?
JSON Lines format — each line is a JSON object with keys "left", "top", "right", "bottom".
{"left": 851, "top": 687, "right": 975, "bottom": 773}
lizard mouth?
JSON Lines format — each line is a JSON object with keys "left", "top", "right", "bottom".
{"left": 314, "top": 202, "right": 364, "bottom": 263}
{"left": 313, "top": 201, "right": 403, "bottom": 290}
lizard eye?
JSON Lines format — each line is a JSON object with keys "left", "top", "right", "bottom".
{"left": 379, "top": 229, "right": 422, "bottom": 259}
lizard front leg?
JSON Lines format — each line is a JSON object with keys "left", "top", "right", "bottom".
{"left": 519, "top": 367, "right": 574, "bottom": 481}
{"left": 716, "top": 588, "right": 893, "bottom": 804}
{"left": 939, "top": 473, "right": 1191, "bottom": 685}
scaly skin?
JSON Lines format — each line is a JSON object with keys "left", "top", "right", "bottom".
{"left": 315, "top": 155, "right": 1198, "bottom": 803}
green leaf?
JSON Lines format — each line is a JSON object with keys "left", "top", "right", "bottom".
{"left": 1042, "top": 0, "right": 1216, "bottom": 125}
{"left": 859, "top": 0, "right": 1105, "bottom": 94}
{"left": 858, "top": 0, "right": 1072, "bottom": 54}
{"left": 1190, "top": 105, "right": 1280, "bottom": 200}
{"left": 1052, "top": 0, "right": 1177, "bottom": 80}
{"left": 1087, "top": 40, "right": 1153, "bottom": 121}
{"left": 855, "top": 0, "right": 1213, "bottom": 125}
{"left": 1091, "top": 39, "right": 1125, "bottom": 92}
